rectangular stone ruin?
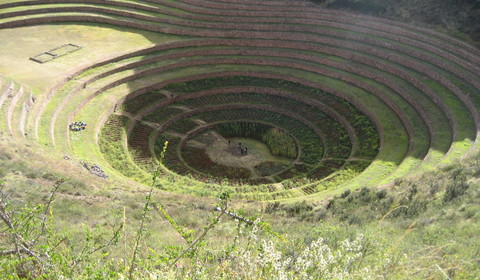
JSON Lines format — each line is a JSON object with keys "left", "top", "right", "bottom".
{"left": 29, "top": 44, "right": 81, "bottom": 64}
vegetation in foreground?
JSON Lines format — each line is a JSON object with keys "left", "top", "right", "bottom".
{"left": 0, "top": 137, "right": 479, "bottom": 279}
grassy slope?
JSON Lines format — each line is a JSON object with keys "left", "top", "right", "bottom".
{"left": 259, "top": 144, "right": 480, "bottom": 278}
{"left": 1, "top": 125, "right": 479, "bottom": 279}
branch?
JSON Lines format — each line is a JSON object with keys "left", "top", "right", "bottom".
{"left": 129, "top": 185, "right": 154, "bottom": 280}
{"left": 215, "top": 207, "right": 254, "bottom": 225}
{"left": 32, "top": 179, "right": 63, "bottom": 245}
{"left": 168, "top": 209, "right": 226, "bottom": 268}
{"left": 0, "top": 249, "right": 27, "bottom": 256}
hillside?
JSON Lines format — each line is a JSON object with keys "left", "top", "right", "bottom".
{"left": 314, "top": 0, "right": 480, "bottom": 46}
{"left": 0, "top": 0, "right": 479, "bottom": 278}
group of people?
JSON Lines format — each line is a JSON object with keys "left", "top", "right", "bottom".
{"left": 239, "top": 143, "right": 248, "bottom": 155}
{"left": 228, "top": 140, "right": 248, "bottom": 155}
{"left": 69, "top": 121, "right": 87, "bottom": 131}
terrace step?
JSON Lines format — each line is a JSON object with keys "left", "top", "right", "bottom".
{"left": 1, "top": 1, "right": 478, "bottom": 71}
{"left": 0, "top": 81, "right": 14, "bottom": 112}
{"left": 0, "top": 84, "right": 22, "bottom": 133}
{"left": 17, "top": 91, "right": 35, "bottom": 140}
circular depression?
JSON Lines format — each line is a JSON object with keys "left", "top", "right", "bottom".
{"left": 100, "top": 75, "right": 381, "bottom": 196}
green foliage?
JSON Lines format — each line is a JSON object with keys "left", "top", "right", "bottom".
{"left": 262, "top": 127, "right": 297, "bottom": 158}
{"left": 0, "top": 179, "right": 390, "bottom": 279}
{"left": 215, "top": 121, "right": 266, "bottom": 139}
{"left": 215, "top": 122, "right": 297, "bottom": 159}
{"left": 351, "top": 114, "right": 380, "bottom": 158}
{"left": 443, "top": 169, "right": 470, "bottom": 203}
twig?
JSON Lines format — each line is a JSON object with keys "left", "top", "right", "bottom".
{"left": 157, "top": 201, "right": 194, "bottom": 244}
{"left": 88, "top": 224, "right": 122, "bottom": 255}
{"left": 215, "top": 207, "right": 254, "bottom": 225}
{"left": 390, "top": 220, "right": 417, "bottom": 252}
{"left": 0, "top": 184, "right": 47, "bottom": 271}
{"left": 129, "top": 141, "right": 168, "bottom": 279}
{"left": 378, "top": 205, "right": 408, "bottom": 224}
{"left": 123, "top": 206, "right": 127, "bottom": 268}
{"left": 435, "top": 264, "right": 452, "bottom": 280}
{"left": 32, "top": 178, "right": 63, "bottom": 245}
{"left": 168, "top": 209, "right": 226, "bottom": 268}
{"left": 129, "top": 185, "right": 154, "bottom": 280}
{"left": 0, "top": 249, "right": 27, "bottom": 256}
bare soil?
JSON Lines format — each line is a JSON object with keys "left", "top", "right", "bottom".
{"left": 202, "top": 134, "right": 294, "bottom": 177}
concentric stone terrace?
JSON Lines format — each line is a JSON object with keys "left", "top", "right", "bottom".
{"left": 0, "top": 0, "right": 479, "bottom": 200}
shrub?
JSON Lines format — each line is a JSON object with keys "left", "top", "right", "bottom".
{"left": 340, "top": 189, "right": 351, "bottom": 198}
{"left": 377, "top": 189, "right": 387, "bottom": 199}
{"left": 428, "top": 181, "right": 440, "bottom": 195}
{"left": 391, "top": 198, "right": 428, "bottom": 218}
{"left": 284, "top": 201, "right": 314, "bottom": 217}
{"left": 443, "top": 179, "right": 470, "bottom": 203}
